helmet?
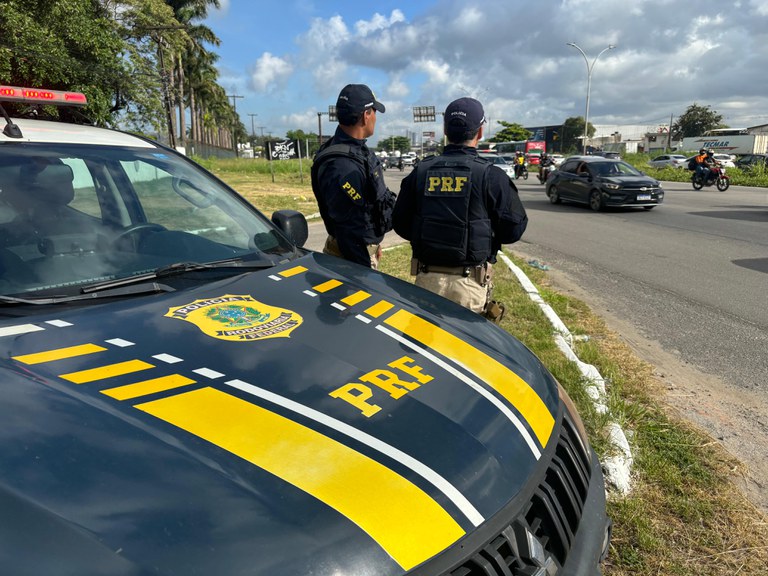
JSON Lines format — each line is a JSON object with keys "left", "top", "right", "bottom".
{"left": 699, "top": 148, "right": 707, "bottom": 155}
{"left": 706, "top": 149, "right": 714, "bottom": 156}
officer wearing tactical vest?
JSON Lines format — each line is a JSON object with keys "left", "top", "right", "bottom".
{"left": 392, "top": 97, "right": 528, "bottom": 322}
{"left": 311, "top": 84, "right": 396, "bottom": 269}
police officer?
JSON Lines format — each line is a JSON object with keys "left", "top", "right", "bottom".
{"left": 311, "top": 84, "right": 396, "bottom": 269}
{"left": 392, "top": 97, "right": 528, "bottom": 322}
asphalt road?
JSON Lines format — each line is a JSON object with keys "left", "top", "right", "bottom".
{"left": 511, "top": 176, "right": 768, "bottom": 394}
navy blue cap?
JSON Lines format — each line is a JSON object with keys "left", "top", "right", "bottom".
{"left": 444, "top": 97, "right": 486, "bottom": 137}
{"left": 336, "top": 84, "right": 386, "bottom": 121}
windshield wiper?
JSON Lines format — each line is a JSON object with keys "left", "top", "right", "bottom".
{"left": 1, "top": 282, "right": 175, "bottom": 306}
{"left": 80, "top": 258, "right": 277, "bottom": 294}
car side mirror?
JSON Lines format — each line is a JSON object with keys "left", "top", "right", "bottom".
{"left": 271, "top": 209, "right": 308, "bottom": 247}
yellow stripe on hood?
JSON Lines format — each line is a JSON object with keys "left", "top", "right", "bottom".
{"left": 136, "top": 387, "right": 465, "bottom": 570}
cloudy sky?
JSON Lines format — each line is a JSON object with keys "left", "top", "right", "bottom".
{"left": 206, "top": 0, "right": 768, "bottom": 144}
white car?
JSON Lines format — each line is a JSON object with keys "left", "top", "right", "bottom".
{"left": 712, "top": 153, "right": 735, "bottom": 168}
{"left": 481, "top": 153, "right": 516, "bottom": 179}
{"left": 648, "top": 154, "right": 688, "bottom": 169}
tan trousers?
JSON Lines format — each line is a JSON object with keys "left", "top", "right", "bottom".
{"left": 323, "top": 236, "right": 382, "bottom": 269}
{"left": 415, "top": 269, "right": 491, "bottom": 314}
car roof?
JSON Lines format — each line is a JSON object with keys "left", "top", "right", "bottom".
{"left": 566, "top": 155, "right": 621, "bottom": 163}
{"left": 0, "top": 117, "right": 157, "bottom": 148}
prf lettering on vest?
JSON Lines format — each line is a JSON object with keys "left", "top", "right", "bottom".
{"left": 342, "top": 181, "right": 362, "bottom": 201}
{"left": 427, "top": 176, "right": 468, "bottom": 193}
{"left": 329, "top": 355, "right": 434, "bottom": 417}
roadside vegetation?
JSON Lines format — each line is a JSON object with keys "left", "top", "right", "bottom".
{"left": 620, "top": 152, "right": 768, "bottom": 187}
{"left": 206, "top": 157, "right": 768, "bottom": 575}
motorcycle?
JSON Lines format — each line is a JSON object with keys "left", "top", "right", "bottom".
{"left": 538, "top": 164, "right": 554, "bottom": 184}
{"left": 691, "top": 164, "right": 730, "bottom": 191}
{"left": 514, "top": 163, "right": 529, "bottom": 180}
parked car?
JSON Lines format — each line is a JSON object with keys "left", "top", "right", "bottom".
{"left": 546, "top": 156, "right": 664, "bottom": 211}
{"left": 735, "top": 153, "right": 768, "bottom": 170}
{"left": 712, "top": 153, "right": 736, "bottom": 168}
{"left": 648, "top": 154, "right": 688, "bottom": 169}
{"left": 0, "top": 84, "right": 611, "bottom": 575}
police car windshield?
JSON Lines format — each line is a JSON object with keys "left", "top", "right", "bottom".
{"left": 0, "top": 143, "right": 295, "bottom": 298}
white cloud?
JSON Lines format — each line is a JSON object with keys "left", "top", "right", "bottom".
{"left": 354, "top": 10, "right": 406, "bottom": 36}
{"left": 248, "top": 53, "right": 294, "bottom": 93}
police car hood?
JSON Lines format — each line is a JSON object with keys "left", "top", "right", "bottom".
{"left": 0, "top": 253, "right": 559, "bottom": 576}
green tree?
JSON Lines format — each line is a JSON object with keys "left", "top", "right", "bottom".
{"left": 286, "top": 129, "right": 318, "bottom": 141}
{"left": 378, "top": 136, "right": 412, "bottom": 154}
{"left": 671, "top": 103, "right": 726, "bottom": 138}
{"left": 560, "top": 116, "right": 595, "bottom": 153}
{"left": 490, "top": 121, "right": 531, "bottom": 143}
{"left": 0, "top": 0, "right": 127, "bottom": 124}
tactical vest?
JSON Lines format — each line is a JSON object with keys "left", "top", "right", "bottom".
{"left": 411, "top": 155, "right": 492, "bottom": 266}
{"left": 311, "top": 143, "right": 393, "bottom": 238}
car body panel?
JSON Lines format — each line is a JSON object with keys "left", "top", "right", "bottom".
{"left": 0, "top": 105, "right": 609, "bottom": 575}
{"left": 1, "top": 254, "right": 560, "bottom": 574}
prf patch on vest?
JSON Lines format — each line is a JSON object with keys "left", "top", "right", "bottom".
{"left": 423, "top": 167, "right": 472, "bottom": 197}
{"left": 340, "top": 169, "right": 364, "bottom": 205}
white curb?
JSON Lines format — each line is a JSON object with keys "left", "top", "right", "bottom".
{"left": 498, "top": 251, "right": 634, "bottom": 495}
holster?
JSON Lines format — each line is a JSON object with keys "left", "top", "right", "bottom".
{"left": 483, "top": 300, "right": 506, "bottom": 324}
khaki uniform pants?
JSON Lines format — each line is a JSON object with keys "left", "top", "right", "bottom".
{"left": 415, "top": 270, "right": 491, "bottom": 314}
{"left": 323, "top": 236, "right": 382, "bottom": 269}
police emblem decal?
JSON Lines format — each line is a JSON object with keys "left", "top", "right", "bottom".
{"left": 165, "top": 295, "right": 303, "bottom": 341}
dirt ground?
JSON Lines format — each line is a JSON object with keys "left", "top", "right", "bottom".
{"left": 534, "top": 264, "right": 768, "bottom": 516}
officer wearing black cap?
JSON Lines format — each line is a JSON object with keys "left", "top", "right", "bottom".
{"left": 311, "top": 84, "right": 396, "bottom": 269}
{"left": 393, "top": 97, "right": 528, "bottom": 322}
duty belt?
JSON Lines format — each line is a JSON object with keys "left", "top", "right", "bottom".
{"left": 414, "top": 259, "right": 490, "bottom": 286}
{"left": 419, "top": 264, "right": 473, "bottom": 276}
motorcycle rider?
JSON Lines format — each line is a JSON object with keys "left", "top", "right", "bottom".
{"left": 538, "top": 153, "right": 555, "bottom": 183}
{"left": 513, "top": 151, "right": 526, "bottom": 179}
{"left": 693, "top": 148, "right": 716, "bottom": 183}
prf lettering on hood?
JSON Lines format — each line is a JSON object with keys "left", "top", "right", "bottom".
{"left": 329, "top": 356, "right": 433, "bottom": 416}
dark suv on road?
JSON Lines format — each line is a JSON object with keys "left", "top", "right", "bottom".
{"left": 546, "top": 156, "right": 664, "bottom": 211}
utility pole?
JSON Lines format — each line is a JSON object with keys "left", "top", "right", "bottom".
{"left": 256, "top": 126, "right": 266, "bottom": 158}
{"left": 227, "top": 93, "right": 244, "bottom": 156}
{"left": 667, "top": 112, "right": 674, "bottom": 151}
{"left": 248, "top": 113, "right": 258, "bottom": 156}
{"left": 248, "top": 113, "right": 258, "bottom": 139}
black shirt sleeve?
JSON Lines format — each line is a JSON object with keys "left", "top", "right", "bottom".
{"left": 316, "top": 156, "right": 374, "bottom": 267}
{"left": 392, "top": 169, "right": 419, "bottom": 241}
{"left": 486, "top": 168, "right": 528, "bottom": 252}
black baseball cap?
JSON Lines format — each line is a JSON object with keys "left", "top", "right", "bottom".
{"left": 444, "top": 97, "right": 486, "bottom": 138}
{"left": 336, "top": 84, "right": 385, "bottom": 122}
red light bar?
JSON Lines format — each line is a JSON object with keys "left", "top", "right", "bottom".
{"left": 0, "top": 85, "right": 88, "bottom": 107}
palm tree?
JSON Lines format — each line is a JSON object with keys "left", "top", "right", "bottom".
{"left": 163, "top": 0, "right": 221, "bottom": 148}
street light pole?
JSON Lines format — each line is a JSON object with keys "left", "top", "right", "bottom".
{"left": 567, "top": 42, "right": 615, "bottom": 154}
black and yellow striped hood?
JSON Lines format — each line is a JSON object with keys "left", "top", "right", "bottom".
{"left": 0, "top": 252, "right": 559, "bottom": 575}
